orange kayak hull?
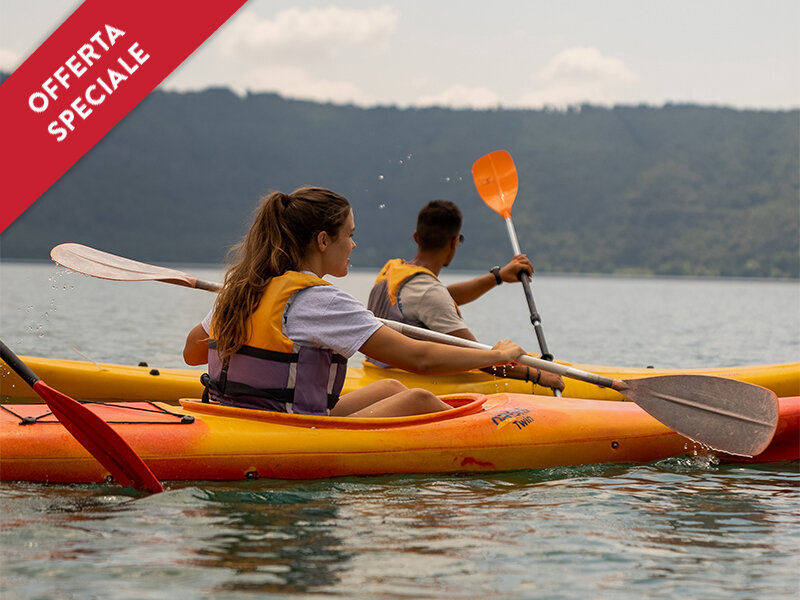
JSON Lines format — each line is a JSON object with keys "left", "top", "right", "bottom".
{"left": 1, "top": 394, "right": 796, "bottom": 484}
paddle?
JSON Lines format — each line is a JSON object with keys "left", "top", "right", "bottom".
{"left": 48, "top": 244, "right": 780, "bottom": 455}
{"left": 472, "top": 150, "right": 561, "bottom": 395}
{"left": 377, "top": 318, "right": 779, "bottom": 457}
{"left": 51, "top": 243, "right": 221, "bottom": 291}
{"left": 0, "top": 340, "right": 164, "bottom": 493}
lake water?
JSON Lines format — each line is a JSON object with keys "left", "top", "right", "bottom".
{"left": 1, "top": 262, "right": 799, "bottom": 599}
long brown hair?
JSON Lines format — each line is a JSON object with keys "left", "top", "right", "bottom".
{"left": 211, "top": 186, "right": 351, "bottom": 359}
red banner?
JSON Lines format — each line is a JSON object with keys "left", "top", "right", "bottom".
{"left": 0, "top": 0, "right": 248, "bottom": 233}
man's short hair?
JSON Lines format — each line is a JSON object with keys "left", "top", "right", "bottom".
{"left": 416, "top": 200, "right": 462, "bottom": 251}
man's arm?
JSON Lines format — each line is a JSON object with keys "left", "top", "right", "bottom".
{"left": 447, "top": 254, "right": 533, "bottom": 305}
{"left": 446, "top": 274, "right": 498, "bottom": 306}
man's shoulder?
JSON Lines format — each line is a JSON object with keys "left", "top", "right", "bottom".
{"left": 401, "top": 272, "right": 444, "bottom": 292}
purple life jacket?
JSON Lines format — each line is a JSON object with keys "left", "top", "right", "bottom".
{"left": 203, "top": 272, "right": 348, "bottom": 415}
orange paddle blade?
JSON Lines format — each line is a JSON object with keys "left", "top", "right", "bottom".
{"left": 472, "top": 150, "right": 518, "bottom": 219}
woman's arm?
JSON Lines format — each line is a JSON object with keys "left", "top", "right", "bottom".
{"left": 359, "top": 325, "right": 524, "bottom": 375}
{"left": 183, "top": 323, "right": 209, "bottom": 365}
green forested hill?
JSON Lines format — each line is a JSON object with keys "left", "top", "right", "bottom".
{"left": 2, "top": 81, "right": 798, "bottom": 278}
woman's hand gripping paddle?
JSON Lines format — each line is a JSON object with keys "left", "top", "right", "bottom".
{"left": 378, "top": 318, "right": 779, "bottom": 457}
{"left": 472, "top": 150, "right": 560, "bottom": 395}
{"left": 0, "top": 341, "right": 164, "bottom": 493}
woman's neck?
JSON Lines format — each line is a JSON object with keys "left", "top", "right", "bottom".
{"left": 297, "top": 258, "right": 324, "bottom": 278}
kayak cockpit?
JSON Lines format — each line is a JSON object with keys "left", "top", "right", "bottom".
{"left": 178, "top": 393, "right": 488, "bottom": 429}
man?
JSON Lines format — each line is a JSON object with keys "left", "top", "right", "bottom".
{"left": 368, "top": 200, "right": 564, "bottom": 391}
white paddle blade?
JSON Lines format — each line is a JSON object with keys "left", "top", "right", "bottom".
{"left": 51, "top": 243, "right": 199, "bottom": 287}
{"left": 620, "top": 375, "right": 779, "bottom": 456}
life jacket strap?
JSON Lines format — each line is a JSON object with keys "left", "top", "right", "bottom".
{"left": 201, "top": 371, "right": 339, "bottom": 409}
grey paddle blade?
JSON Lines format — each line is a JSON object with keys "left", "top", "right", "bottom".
{"left": 619, "top": 375, "right": 779, "bottom": 456}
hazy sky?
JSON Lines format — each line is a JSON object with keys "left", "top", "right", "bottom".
{"left": 1, "top": 0, "right": 798, "bottom": 109}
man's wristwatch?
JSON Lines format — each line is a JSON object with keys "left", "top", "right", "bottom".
{"left": 490, "top": 266, "right": 502, "bottom": 285}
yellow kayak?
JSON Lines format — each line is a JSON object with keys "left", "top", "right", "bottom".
{"left": 2, "top": 354, "right": 798, "bottom": 403}
{"left": 350, "top": 360, "right": 800, "bottom": 400}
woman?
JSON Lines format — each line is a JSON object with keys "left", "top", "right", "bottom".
{"left": 184, "top": 186, "right": 526, "bottom": 418}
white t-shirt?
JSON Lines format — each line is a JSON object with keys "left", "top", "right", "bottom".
{"left": 398, "top": 275, "right": 467, "bottom": 334}
{"left": 201, "top": 283, "right": 381, "bottom": 358}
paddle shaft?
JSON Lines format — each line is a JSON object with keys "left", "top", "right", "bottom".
{"left": 196, "top": 279, "right": 221, "bottom": 292}
{"left": 172, "top": 277, "right": 220, "bottom": 291}
{"left": 472, "top": 151, "right": 558, "bottom": 393}
{"left": 503, "top": 216, "right": 553, "bottom": 362}
{"left": 0, "top": 341, "right": 39, "bottom": 387}
{"left": 378, "top": 318, "right": 618, "bottom": 390}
